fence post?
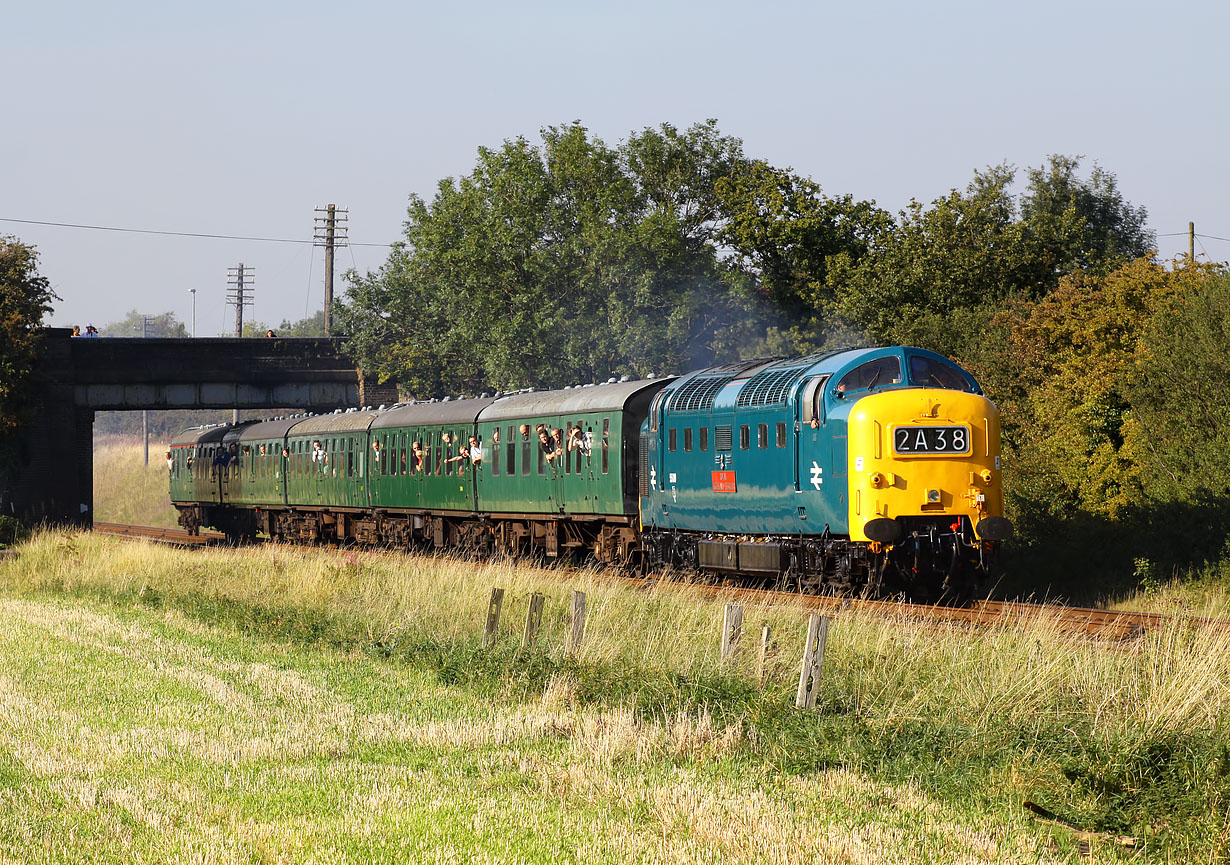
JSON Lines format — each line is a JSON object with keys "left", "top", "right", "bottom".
{"left": 485, "top": 587, "right": 505, "bottom": 648}
{"left": 721, "top": 604, "right": 743, "bottom": 663}
{"left": 522, "top": 592, "right": 545, "bottom": 648}
{"left": 795, "top": 614, "right": 830, "bottom": 709}
{"left": 758, "top": 624, "right": 771, "bottom": 686}
{"left": 566, "top": 590, "right": 587, "bottom": 657}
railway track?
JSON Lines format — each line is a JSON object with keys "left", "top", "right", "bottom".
{"left": 92, "top": 522, "right": 226, "bottom": 547}
{"left": 89, "top": 522, "right": 1229, "bottom": 640}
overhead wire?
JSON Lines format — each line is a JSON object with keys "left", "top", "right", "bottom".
{"left": 0, "top": 216, "right": 393, "bottom": 247}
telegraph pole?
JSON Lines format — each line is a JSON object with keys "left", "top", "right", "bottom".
{"left": 1190, "top": 222, "right": 1196, "bottom": 263}
{"left": 313, "top": 205, "right": 348, "bottom": 335}
{"left": 226, "top": 264, "right": 255, "bottom": 423}
{"left": 135, "top": 315, "right": 153, "bottom": 466}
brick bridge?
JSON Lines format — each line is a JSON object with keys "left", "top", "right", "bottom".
{"left": 2, "top": 328, "right": 397, "bottom": 527}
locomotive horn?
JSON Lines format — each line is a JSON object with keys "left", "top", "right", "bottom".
{"left": 975, "top": 516, "right": 1014, "bottom": 541}
{"left": 864, "top": 517, "right": 903, "bottom": 544}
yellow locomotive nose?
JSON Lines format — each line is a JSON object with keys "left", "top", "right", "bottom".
{"left": 847, "top": 388, "right": 1007, "bottom": 543}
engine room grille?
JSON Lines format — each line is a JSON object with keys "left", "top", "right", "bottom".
{"left": 715, "top": 425, "right": 733, "bottom": 452}
{"left": 639, "top": 435, "right": 650, "bottom": 497}
{"left": 668, "top": 375, "right": 735, "bottom": 412}
{"left": 735, "top": 366, "right": 807, "bottom": 407}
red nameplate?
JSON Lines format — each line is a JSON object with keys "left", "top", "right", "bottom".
{"left": 712, "top": 471, "right": 736, "bottom": 493}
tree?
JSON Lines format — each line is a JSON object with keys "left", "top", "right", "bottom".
{"left": 714, "top": 161, "right": 892, "bottom": 352}
{"left": 100, "top": 310, "right": 188, "bottom": 338}
{"left": 0, "top": 236, "right": 58, "bottom": 437}
{"left": 827, "top": 158, "right": 1156, "bottom": 349}
{"left": 1020, "top": 154, "right": 1154, "bottom": 279}
{"left": 1127, "top": 266, "right": 1230, "bottom": 504}
{"left": 338, "top": 121, "right": 766, "bottom": 397}
{"left": 832, "top": 164, "right": 1032, "bottom": 344}
{"left": 242, "top": 310, "right": 327, "bottom": 337}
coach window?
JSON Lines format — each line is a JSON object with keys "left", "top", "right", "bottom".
{"left": 601, "top": 418, "right": 610, "bottom": 474}
{"left": 491, "top": 430, "right": 501, "bottom": 475}
{"left": 521, "top": 432, "right": 531, "bottom": 476}
{"left": 683, "top": 428, "right": 693, "bottom": 452}
{"left": 668, "top": 429, "right": 677, "bottom": 452}
{"left": 776, "top": 422, "right": 787, "bottom": 448}
{"left": 757, "top": 423, "right": 768, "bottom": 449}
{"left": 537, "top": 437, "right": 546, "bottom": 475}
{"left": 739, "top": 425, "right": 750, "bottom": 450}
{"left": 435, "top": 434, "right": 445, "bottom": 475}
{"left": 699, "top": 427, "right": 708, "bottom": 452}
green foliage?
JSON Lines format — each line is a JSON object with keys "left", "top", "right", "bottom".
{"left": 338, "top": 122, "right": 767, "bottom": 396}
{"left": 832, "top": 158, "right": 1156, "bottom": 346}
{"left": 0, "top": 236, "right": 58, "bottom": 438}
{"left": 242, "top": 310, "right": 327, "bottom": 337}
{"left": 1128, "top": 268, "right": 1230, "bottom": 504}
{"left": 714, "top": 161, "right": 892, "bottom": 353}
{"left": 99, "top": 309, "right": 187, "bottom": 338}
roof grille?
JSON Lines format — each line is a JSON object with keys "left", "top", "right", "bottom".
{"left": 668, "top": 375, "right": 734, "bottom": 412}
{"left": 735, "top": 366, "right": 808, "bottom": 407}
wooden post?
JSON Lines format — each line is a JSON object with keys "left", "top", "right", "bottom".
{"left": 757, "top": 624, "right": 771, "bottom": 686}
{"left": 566, "top": 590, "right": 587, "bottom": 656}
{"left": 484, "top": 587, "right": 504, "bottom": 648}
{"left": 522, "top": 592, "right": 545, "bottom": 648}
{"left": 721, "top": 604, "right": 743, "bottom": 663}
{"left": 795, "top": 614, "right": 830, "bottom": 709}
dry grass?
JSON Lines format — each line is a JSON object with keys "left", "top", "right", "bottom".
{"left": 92, "top": 435, "right": 177, "bottom": 528}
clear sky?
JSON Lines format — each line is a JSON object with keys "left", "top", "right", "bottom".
{"left": 4, "top": 0, "right": 1227, "bottom": 335}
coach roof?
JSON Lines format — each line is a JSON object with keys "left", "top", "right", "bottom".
{"left": 372, "top": 396, "right": 497, "bottom": 429}
{"left": 478, "top": 379, "right": 671, "bottom": 422}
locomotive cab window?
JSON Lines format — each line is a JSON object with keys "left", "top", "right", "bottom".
{"left": 739, "top": 425, "right": 750, "bottom": 450}
{"left": 668, "top": 429, "right": 677, "bottom": 452}
{"left": 757, "top": 423, "right": 768, "bottom": 449}
{"left": 835, "top": 357, "right": 901, "bottom": 396}
{"left": 908, "top": 355, "right": 975, "bottom": 392}
{"left": 699, "top": 427, "right": 708, "bottom": 451}
{"left": 776, "top": 422, "right": 787, "bottom": 447}
{"left": 683, "top": 428, "right": 693, "bottom": 452}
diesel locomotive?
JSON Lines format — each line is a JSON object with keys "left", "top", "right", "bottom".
{"left": 169, "top": 346, "right": 1012, "bottom": 597}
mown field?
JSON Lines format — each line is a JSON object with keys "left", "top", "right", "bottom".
{"left": 2, "top": 527, "right": 1230, "bottom": 863}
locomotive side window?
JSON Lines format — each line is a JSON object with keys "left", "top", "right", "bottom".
{"left": 668, "top": 429, "right": 677, "bottom": 452}
{"left": 683, "top": 428, "right": 693, "bottom": 452}
{"left": 835, "top": 357, "right": 901, "bottom": 395}
{"left": 908, "top": 355, "right": 974, "bottom": 392}
{"left": 757, "top": 423, "right": 767, "bottom": 449}
{"left": 776, "top": 422, "right": 787, "bottom": 447}
{"left": 739, "top": 425, "right": 750, "bottom": 450}
{"left": 699, "top": 427, "right": 708, "bottom": 451}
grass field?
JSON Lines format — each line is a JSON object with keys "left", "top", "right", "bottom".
{"left": 2, "top": 531, "right": 1229, "bottom": 863}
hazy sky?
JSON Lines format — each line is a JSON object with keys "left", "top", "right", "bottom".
{"left": 5, "top": 0, "right": 1227, "bottom": 335}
